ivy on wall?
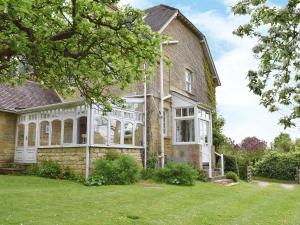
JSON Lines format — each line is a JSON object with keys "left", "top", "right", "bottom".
{"left": 203, "top": 57, "right": 225, "bottom": 149}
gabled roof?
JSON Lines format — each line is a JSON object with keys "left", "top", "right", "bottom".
{"left": 144, "top": 4, "right": 221, "bottom": 86}
{"left": 144, "top": 5, "right": 178, "bottom": 32}
{"left": 0, "top": 81, "right": 62, "bottom": 112}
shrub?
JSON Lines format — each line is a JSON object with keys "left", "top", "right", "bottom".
{"left": 237, "top": 157, "right": 248, "bottom": 180}
{"left": 26, "top": 164, "right": 40, "bottom": 176}
{"left": 226, "top": 172, "right": 239, "bottom": 182}
{"left": 94, "top": 155, "right": 140, "bottom": 185}
{"left": 39, "top": 160, "right": 61, "bottom": 179}
{"left": 85, "top": 175, "right": 106, "bottom": 186}
{"left": 146, "top": 152, "right": 158, "bottom": 169}
{"left": 61, "top": 167, "right": 76, "bottom": 180}
{"left": 254, "top": 151, "right": 300, "bottom": 180}
{"left": 141, "top": 169, "right": 155, "bottom": 180}
{"left": 155, "top": 162, "right": 198, "bottom": 186}
{"left": 224, "top": 154, "right": 239, "bottom": 174}
{"left": 197, "top": 169, "right": 208, "bottom": 182}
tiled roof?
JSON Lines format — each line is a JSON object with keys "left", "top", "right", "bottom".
{"left": 144, "top": 4, "right": 178, "bottom": 32}
{"left": 0, "top": 81, "right": 62, "bottom": 112}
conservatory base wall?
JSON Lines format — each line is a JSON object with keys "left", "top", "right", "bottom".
{"left": 37, "top": 147, "right": 143, "bottom": 176}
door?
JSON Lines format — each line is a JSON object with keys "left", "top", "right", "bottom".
{"left": 199, "top": 119, "right": 210, "bottom": 163}
{"left": 15, "top": 122, "right": 37, "bottom": 163}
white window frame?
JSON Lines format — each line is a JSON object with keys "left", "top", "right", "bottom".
{"left": 185, "top": 69, "right": 192, "bottom": 93}
{"left": 173, "top": 107, "right": 197, "bottom": 145}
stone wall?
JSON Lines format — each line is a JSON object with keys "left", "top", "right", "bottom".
{"left": 172, "top": 144, "right": 201, "bottom": 168}
{"left": 37, "top": 147, "right": 143, "bottom": 176}
{"left": 0, "top": 112, "right": 17, "bottom": 167}
{"left": 37, "top": 147, "right": 86, "bottom": 175}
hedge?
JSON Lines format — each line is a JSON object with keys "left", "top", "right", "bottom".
{"left": 254, "top": 151, "right": 300, "bottom": 180}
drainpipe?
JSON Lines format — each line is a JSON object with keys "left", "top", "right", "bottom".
{"left": 160, "top": 42, "right": 165, "bottom": 168}
{"left": 144, "top": 63, "right": 147, "bottom": 169}
{"left": 85, "top": 104, "right": 92, "bottom": 180}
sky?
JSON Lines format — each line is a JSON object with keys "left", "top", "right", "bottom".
{"left": 119, "top": 0, "right": 299, "bottom": 144}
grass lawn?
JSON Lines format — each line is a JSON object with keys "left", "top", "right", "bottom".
{"left": 1, "top": 176, "right": 300, "bottom": 225}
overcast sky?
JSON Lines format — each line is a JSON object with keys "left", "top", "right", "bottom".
{"left": 119, "top": 0, "right": 299, "bottom": 144}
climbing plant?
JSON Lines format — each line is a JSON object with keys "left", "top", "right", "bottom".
{"left": 203, "top": 57, "right": 225, "bottom": 149}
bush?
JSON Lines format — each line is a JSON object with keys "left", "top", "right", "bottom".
{"left": 61, "top": 167, "right": 76, "bottom": 180}
{"left": 224, "top": 154, "right": 239, "bottom": 174}
{"left": 146, "top": 152, "right": 158, "bottom": 169}
{"left": 197, "top": 169, "right": 208, "bottom": 182}
{"left": 39, "top": 160, "right": 61, "bottom": 179}
{"left": 226, "top": 172, "right": 239, "bottom": 182}
{"left": 94, "top": 155, "right": 140, "bottom": 185}
{"left": 85, "top": 175, "right": 106, "bottom": 186}
{"left": 237, "top": 157, "right": 248, "bottom": 180}
{"left": 155, "top": 162, "right": 198, "bottom": 186}
{"left": 254, "top": 151, "right": 300, "bottom": 180}
{"left": 141, "top": 169, "right": 155, "bottom": 180}
{"left": 26, "top": 164, "right": 40, "bottom": 176}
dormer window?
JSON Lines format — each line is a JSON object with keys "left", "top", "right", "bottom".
{"left": 185, "top": 69, "right": 192, "bottom": 93}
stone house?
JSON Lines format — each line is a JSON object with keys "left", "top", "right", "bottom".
{"left": 0, "top": 4, "right": 223, "bottom": 178}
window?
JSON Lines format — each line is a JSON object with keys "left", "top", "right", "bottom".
{"left": 51, "top": 120, "right": 61, "bottom": 145}
{"left": 174, "top": 107, "right": 195, "bottom": 143}
{"left": 94, "top": 117, "right": 108, "bottom": 145}
{"left": 77, "top": 116, "right": 87, "bottom": 144}
{"left": 124, "top": 122, "right": 133, "bottom": 145}
{"left": 17, "top": 124, "right": 25, "bottom": 147}
{"left": 163, "top": 109, "right": 168, "bottom": 136}
{"left": 199, "top": 120, "right": 209, "bottom": 144}
{"left": 64, "top": 119, "right": 73, "bottom": 144}
{"left": 110, "top": 119, "right": 121, "bottom": 145}
{"left": 40, "top": 121, "right": 50, "bottom": 146}
{"left": 176, "top": 120, "right": 195, "bottom": 142}
{"left": 135, "top": 124, "right": 143, "bottom": 146}
{"left": 175, "top": 107, "right": 194, "bottom": 117}
{"left": 185, "top": 69, "right": 192, "bottom": 93}
{"left": 28, "top": 123, "right": 36, "bottom": 147}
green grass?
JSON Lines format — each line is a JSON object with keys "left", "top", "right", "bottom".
{"left": 1, "top": 176, "right": 300, "bottom": 225}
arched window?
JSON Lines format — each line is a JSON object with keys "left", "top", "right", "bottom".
{"left": 40, "top": 121, "right": 50, "bottom": 146}
{"left": 51, "top": 120, "right": 61, "bottom": 145}
{"left": 124, "top": 122, "right": 133, "bottom": 145}
{"left": 77, "top": 116, "right": 87, "bottom": 144}
{"left": 64, "top": 119, "right": 73, "bottom": 144}
{"left": 28, "top": 123, "right": 36, "bottom": 147}
{"left": 94, "top": 116, "right": 108, "bottom": 145}
{"left": 110, "top": 119, "right": 121, "bottom": 145}
{"left": 17, "top": 124, "right": 25, "bottom": 147}
{"left": 135, "top": 124, "right": 143, "bottom": 146}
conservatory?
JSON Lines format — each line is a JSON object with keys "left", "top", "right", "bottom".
{"left": 14, "top": 98, "right": 145, "bottom": 164}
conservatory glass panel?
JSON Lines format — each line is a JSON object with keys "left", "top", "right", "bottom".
{"left": 176, "top": 119, "right": 195, "bottom": 142}
{"left": 40, "top": 121, "right": 50, "bottom": 146}
{"left": 64, "top": 119, "right": 73, "bottom": 144}
{"left": 17, "top": 124, "right": 25, "bottom": 147}
{"left": 94, "top": 117, "right": 108, "bottom": 145}
{"left": 51, "top": 120, "right": 61, "bottom": 145}
{"left": 28, "top": 123, "right": 36, "bottom": 147}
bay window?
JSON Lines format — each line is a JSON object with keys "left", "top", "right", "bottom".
{"left": 174, "top": 107, "right": 195, "bottom": 143}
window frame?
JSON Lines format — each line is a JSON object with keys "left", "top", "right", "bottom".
{"left": 173, "top": 107, "right": 197, "bottom": 145}
{"left": 185, "top": 69, "right": 193, "bottom": 93}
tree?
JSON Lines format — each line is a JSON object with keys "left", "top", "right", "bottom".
{"left": 240, "top": 136, "right": 267, "bottom": 162}
{"left": 272, "top": 132, "right": 294, "bottom": 152}
{"left": 232, "top": 0, "right": 300, "bottom": 128}
{"left": 294, "top": 138, "right": 300, "bottom": 151}
{"left": 0, "top": 0, "right": 161, "bottom": 110}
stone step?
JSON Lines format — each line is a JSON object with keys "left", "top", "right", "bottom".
{"left": 0, "top": 167, "right": 25, "bottom": 175}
